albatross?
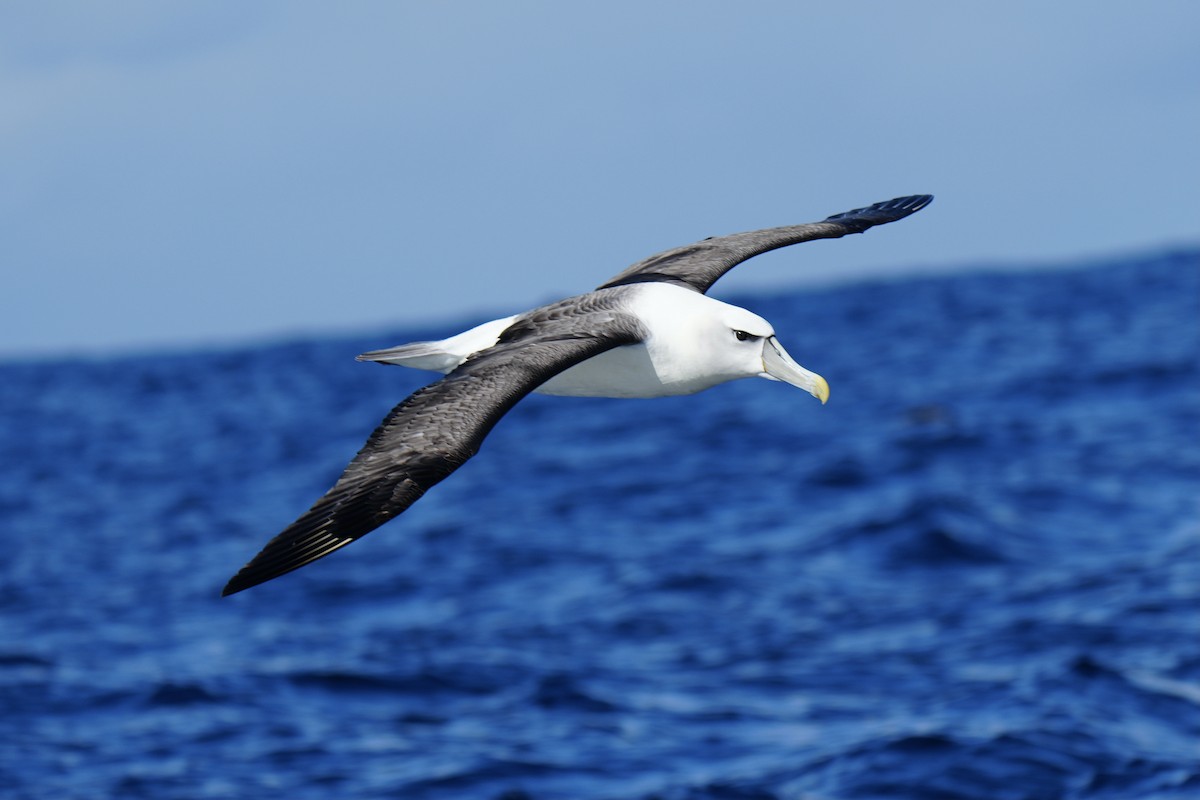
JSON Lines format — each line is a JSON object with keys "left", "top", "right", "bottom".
{"left": 223, "top": 194, "right": 932, "bottom": 595}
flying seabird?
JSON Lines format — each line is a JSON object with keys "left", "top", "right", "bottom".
{"left": 223, "top": 194, "right": 933, "bottom": 595}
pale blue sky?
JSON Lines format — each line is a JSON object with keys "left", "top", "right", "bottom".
{"left": 3, "top": 2, "right": 1198, "bottom": 357}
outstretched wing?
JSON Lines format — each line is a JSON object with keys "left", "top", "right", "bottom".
{"left": 597, "top": 194, "right": 933, "bottom": 295}
{"left": 223, "top": 293, "right": 645, "bottom": 595}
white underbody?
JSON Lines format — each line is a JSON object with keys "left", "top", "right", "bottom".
{"left": 359, "top": 283, "right": 799, "bottom": 399}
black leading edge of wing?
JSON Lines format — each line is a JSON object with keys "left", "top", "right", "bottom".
{"left": 596, "top": 194, "right": 933, "bottom": 295}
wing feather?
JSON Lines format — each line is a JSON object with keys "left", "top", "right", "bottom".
{"left": 223, "top": 293, "right": 644, "bottom": 595}
{"left": 597, "top": 194, "right": 933, "bottom": 294}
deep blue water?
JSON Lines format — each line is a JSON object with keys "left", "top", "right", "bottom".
{"left": 2, "top": 251, "right": 1199, "bottom": 799}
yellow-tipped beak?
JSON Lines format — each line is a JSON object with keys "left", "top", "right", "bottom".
{"left": 811, "top": 373, "right": 830, "bottom": 405}
{"left": 761, "top": 336, "right": 830, "bottom": 404}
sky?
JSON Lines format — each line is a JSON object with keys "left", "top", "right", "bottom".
{"left": 2, "top": 2, "right": 1198, "bottom": 358}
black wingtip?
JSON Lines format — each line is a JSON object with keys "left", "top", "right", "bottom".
{"left": 884, "top": 194, "right": 934, "bottom": 215}
{"left": 220, "top": 558, "right": 309, "bottom": 597}
{"left": 221, "top": 533, "right": 351, "bottom": 597}
{"left": 221, "top": 569, "right": 262, "bottom": 597}
{"left": 221, "top": 577, "right": 247, "bottom": 597}
{"left": 220, "top": 509, "right": 375, "bottom": 597}
{"left": 825, "top": 194, "right": 934, "bottom": 227}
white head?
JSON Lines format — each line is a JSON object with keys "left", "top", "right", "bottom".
{"left": 636, "top": 286, "right": 830, "bottom": 402}
{"left": 707, "top": 303, "right": 829, "bottom": 402}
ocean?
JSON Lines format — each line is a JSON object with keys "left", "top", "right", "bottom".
{"left": 1, "top": 250, "right": 1198, "bottom": 799}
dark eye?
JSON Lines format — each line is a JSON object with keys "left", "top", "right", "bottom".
{"left": 733, "top": 329, "right": 759, "bottom": 342}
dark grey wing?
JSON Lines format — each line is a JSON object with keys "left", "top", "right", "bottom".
{"left": 597, "top": 194, "right": 933, "bottom": 294}
{"left": 222, "top": 294, "right": 645, "bottom": 596}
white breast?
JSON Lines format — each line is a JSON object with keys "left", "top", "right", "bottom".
{"left": 534, "top": 342, "right": 668, "bottom": 397}
{"left": 537, "top": 283, "right": 761, "bottom": 398}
